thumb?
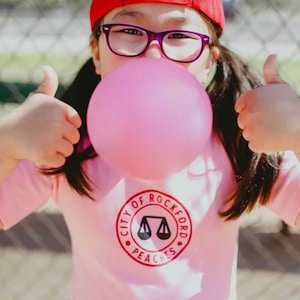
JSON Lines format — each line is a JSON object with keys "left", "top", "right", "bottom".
{"left": 36, "top": 66, "right": 81, "bottom": 128}
{"left": 34, "top": 65, "right": 59, "bottom": 96}
{"left": 263, "top": 54, "right": 285, "bottom": 84}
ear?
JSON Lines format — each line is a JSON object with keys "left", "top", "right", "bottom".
{"left": 90, "top": 36, "right": 101, "bottom": 75}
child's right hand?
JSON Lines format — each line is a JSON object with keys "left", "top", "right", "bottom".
{"left": 0, "top": 66, "right": 82, "bottom": 168}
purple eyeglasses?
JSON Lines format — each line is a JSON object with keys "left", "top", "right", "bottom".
{"left": 99, "top": 23, "right": 212, "bottom": 63}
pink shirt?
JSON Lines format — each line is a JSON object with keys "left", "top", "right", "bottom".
{"left": 1, "top": 134, "right": 300, "bottom": 299}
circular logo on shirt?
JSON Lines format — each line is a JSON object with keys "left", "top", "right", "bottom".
{"left": 116, "top": 190, "right": 192, "bottom": 267}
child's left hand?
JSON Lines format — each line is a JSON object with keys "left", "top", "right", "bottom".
{"left": 235, "top": 54, "right": 300, "bottom": 154}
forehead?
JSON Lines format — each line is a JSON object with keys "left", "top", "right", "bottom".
{"left": 103, "top": 3, "right": 208, "bottom": 29}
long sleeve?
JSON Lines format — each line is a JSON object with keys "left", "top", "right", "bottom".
{"left": 266, "top": 151, "right": 300, "bottom": 227}
{"left": 0, "top": 160, "right": 53, "bottom": 229}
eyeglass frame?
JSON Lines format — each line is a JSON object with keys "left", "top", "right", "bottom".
{"left": 98, "top": 23, "right": 212, "bottom": 63}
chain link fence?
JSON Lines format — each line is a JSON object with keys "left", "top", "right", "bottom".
{"left": 0, "top": 0, "right": 300, "bottom": 299}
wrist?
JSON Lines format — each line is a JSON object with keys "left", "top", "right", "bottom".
{"left": 0, "top": 116, "right": 22, "bottom": 164}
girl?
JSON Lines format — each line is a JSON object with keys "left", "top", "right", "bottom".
{"left": 0, "top": 1, "right": 300, "bottom": 299}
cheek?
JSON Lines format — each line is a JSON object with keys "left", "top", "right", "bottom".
{"left": 99, "top": 45, "right": 133, "bottom": 78}
{"left": 185, "top": 50, "right": 212, "bottom": 85}
{"left": 185, "top": 63, "right": 206, "bottom": 85}
{"left": 99, "top": 49, "right": 117, "bottom": 77}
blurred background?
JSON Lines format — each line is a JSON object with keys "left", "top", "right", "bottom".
{"left": 0, "top": 0, "right": 300, "bottom": 299}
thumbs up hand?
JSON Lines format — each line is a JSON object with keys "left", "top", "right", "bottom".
{"left": 0, "top": 66, "right": 82, "bottom": 168}
{"left": 235, "top": 54, "right": 300, "bottom": 154}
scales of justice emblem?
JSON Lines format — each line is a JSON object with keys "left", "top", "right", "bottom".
{"left": 138, "top": 215, "right": 171, "bottom": 241}
{"left": 116, "top": 190, "right": 192, "bottom": 267}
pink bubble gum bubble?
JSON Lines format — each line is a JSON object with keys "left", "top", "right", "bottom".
{"left": 87, "top": 58, "right": 213, "bottom": 180}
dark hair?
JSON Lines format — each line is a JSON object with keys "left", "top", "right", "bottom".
{"left": 208, "top": 45, "right": 282, "bottom": 219}
{"left": 47, "top": 18, "right": 282, "bottom": 220}
{"left": 197, "top": 12, "right": 282, "bottom": 218}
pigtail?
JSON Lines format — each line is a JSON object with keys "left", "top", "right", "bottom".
{"left": 207, "top": 45, "right": 283, "bottom": 219}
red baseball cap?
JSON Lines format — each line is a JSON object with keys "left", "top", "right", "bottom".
{"left": 90, "top": 0, "right": 225, "bottom": 33}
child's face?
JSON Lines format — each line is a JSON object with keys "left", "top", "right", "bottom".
{"left": 91, "top": 3, "right": 217, "bottom": 85}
